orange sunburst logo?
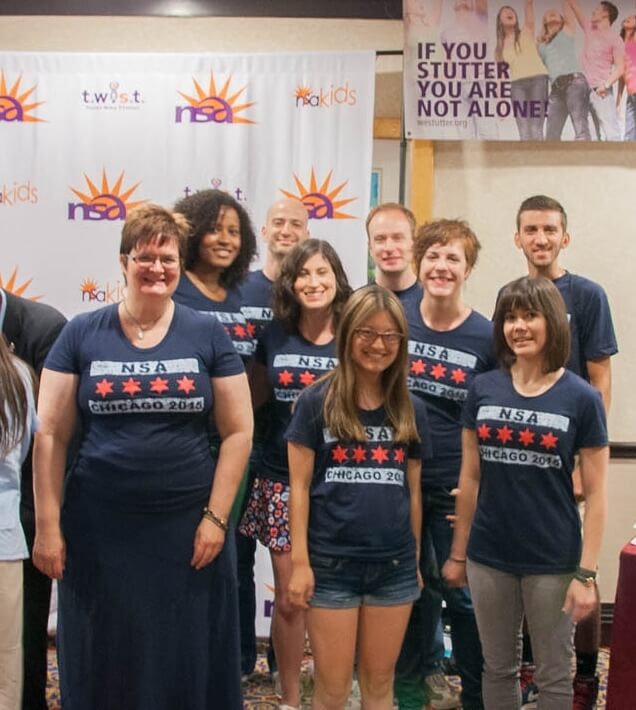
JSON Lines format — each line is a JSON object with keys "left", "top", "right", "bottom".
{"left": 294, "top": 86, "right": 312, "bottom": 101}
{"left": 0, "top": 268, "right": 41, "bottom": 301}
{"left": 175, "top": 73, "right": 256, "bottom": 124}
{"left": 80, "top": 278, "right": 99, "bottom": 295}
{"left": 68, "top": 169, "right": 148, "bottom": 221}
{"left": 0, "top": 71, "right": 46, "bottom": 123}
{"left": 0, "top": 69, "right": 46, "bottom": 123}
{"left": 280, "top": 169, "right": 357, "bottom": 220}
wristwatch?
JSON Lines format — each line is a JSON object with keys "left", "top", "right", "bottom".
{"left": 574, "top": 566, "right": 597, "bottom": 587}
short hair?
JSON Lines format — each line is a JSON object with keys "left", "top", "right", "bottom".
{"left": 413, "top": 219, "right": 481, "bottom": 274}
{"left": 493, "top": 276, "right": 570, "bottom": 373}
{"left": 322, "top": 284, "right": 419, "bottom": 443}
{"left": 365, "top": 203, "right": 417, "bottom": 239}
{"left": 120, "top": 204, "right": 190, "bottom": 258}
{"left": 272, "top": 239, "right": 352, "bottom": 330}
{"left": 601, "top": 1, "right": 618, "bottom": 24}
{"left": 516, "top": 195, "right": 568, "bottom": 231}
{"left": 173, "top": 189, "right": 257, "bottom": 289}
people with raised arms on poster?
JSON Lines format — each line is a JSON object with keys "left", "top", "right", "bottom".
{"left": 495, "top": 0, "right": 549, "bottom": 139}
{"left": 538, "top": 0, "right": 592, "bottom": 140}
{"left": 618, "top": 13, "right": 636, "bottom": 139}
{"left": 569, "top": 0, "right": 625, "bottom": 140}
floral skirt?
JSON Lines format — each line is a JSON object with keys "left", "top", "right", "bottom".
{"left": 238, "top": 477, "right": 291, "bottom": 552}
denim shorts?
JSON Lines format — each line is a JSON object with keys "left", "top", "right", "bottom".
{"left": 309, "top": 552, "right": 421, "bottom": 609}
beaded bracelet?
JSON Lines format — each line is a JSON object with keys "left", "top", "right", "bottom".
{"left": 202, "top": 506, "right": 229, "bottom": 533}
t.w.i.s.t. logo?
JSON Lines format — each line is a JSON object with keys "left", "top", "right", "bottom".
{"left": 68, "top": 170, "right": 149, "bottom": 221}
{"left": 0, "top": 71, "right": 46, "bottom": 123}
{"left": 175, "top": 73, "right": 256, "bottom": 124}
{"left": 280, "top": 169, "right": 357, "bottom": 220}
{"left": 0, "top": 268, "right": 41, "bottom": 301}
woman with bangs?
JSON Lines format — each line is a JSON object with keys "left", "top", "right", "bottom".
{"left": 239, "top": 239, "right": 351, "bottom": 710}
{"left": 444, "top": 276, "right": 608, "bottom": 709}
{"left": 287, "top": 285, "right": 431, "bottom": 710}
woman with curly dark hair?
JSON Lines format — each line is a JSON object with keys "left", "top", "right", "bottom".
{"left": 174, "top": 189, "right": 258, "bottom": 360}
{"left": 239, "top": 239, "right": 351, "bottom": 710}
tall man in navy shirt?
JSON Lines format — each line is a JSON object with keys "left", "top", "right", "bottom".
{"left": 366, "top": 203, "right": 423, "bottom": 309}
{"left": 514, "top": 194, "right": 618, "bottom": 710}
{"left": 0, "top": 289, "right": 67, "bottom": 710}
{"left": 237, "top": 197, "right": 309, "bottom": 679}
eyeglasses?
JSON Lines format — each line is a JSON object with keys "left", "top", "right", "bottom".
{"left": 353, "top": 327, "right": 403, "bottom": 345}
{"left": 127, "top": 254, "right": 180, "bottom": 269}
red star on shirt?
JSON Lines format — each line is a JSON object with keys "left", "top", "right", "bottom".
{"left": 371, "top": 445, "right": 390, "bottom": 464}
{"left": 393, "top": 447, "right": 406, "bottom": 464}
{"left": 149, "top": 377, "right": 169, "bottom": 394}
{"left": 477, "top": 424, "right": 491, "bottom": 440}
{"left": 410, "top": 359, "right": 426, "bottom": 375}
{"left": 331, "top": 445, "right": 349, "bottom": 464}
{"left": 233, "top": 323, "right": 246, "bottom": 338}
{"left": 299, "top": 370, "right": 315, "bottom": 387}
{"left": 95, "top": 378, "right": 114, "bottom": 398}
{"left": 121, "top": 377, "right": 141, "bottom": 397}
{"left": 246, "top": 322, "right": 256, "bottom": 338}
{"left": 278, "top": 369, "right": 294, "bottom": 386}
{"left": 518, "top": 428, "right": 535, "bottom": 447}
{"left": 430, "top": 363, "right": 447, "bottom": 380}
{"left": 352, "top": 446, "right": 367, "bottom": 463}
{"left": 496, "top": 425, "right": 514, "bottom": 444}
{"left": 450, "top": 368, "right": 466, "bottom": 384}
{"left": 540, "top": 432, "right": 559, "bottom": 450}
{"left": 176, "top": 376, "right": 196, "bottom": 394}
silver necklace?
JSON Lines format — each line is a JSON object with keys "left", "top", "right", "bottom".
{"left": 122, "top": 300, "right": 166, "bottom": 340}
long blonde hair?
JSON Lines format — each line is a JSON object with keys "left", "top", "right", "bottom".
{"left": 0, "top": 336, "right": 34, "bottom": 456}
{"left": 322, "top": 285, "right": 419, "bottom": 444}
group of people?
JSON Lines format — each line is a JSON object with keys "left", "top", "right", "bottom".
{"left": 0, "top": 189, "right": 616, "bottom": 710}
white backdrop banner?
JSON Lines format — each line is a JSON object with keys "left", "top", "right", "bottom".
{"left": 0, "top": 51, "right": 375, "bottom": 313}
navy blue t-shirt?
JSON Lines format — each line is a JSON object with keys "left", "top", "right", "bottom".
{"left": 403, "top": 300, "right": 496, "bottom": 488}
{"left": 553, "top": 272, "right": 618, "bottom": 379}
{"left": 464, "top": 368, "right": 607, "bottom": 575}
{"left": 44, "top": 304, "right": 244, "bottom": 508}
{"left": 239, "top": 270, "right": 274, "bottom": 342}
{"left": 174, "top": 273, "right": 256, "bottom": 361}
{"left": 257, "top": 320, "right": 338, "bottom": 483}
{"left": 286, "top": 383, "right": 432, "bottom": 560}
{"left": 393, "top": 281, "right": 424, "bottom": 310}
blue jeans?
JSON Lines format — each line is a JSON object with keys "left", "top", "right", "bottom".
{"left": 625, "top": 94, "right": 636, "bottom": 141}
{"left": 396, "top": 487, "right": 484, "bottom": 710}
{"left": 545, "top": 73, "right": 591, "bottom": 141}
{"left": 589, "top": 86, "right": 621, "bottom": 140}
{"left": 511, "top": 74, "right": 548, "bottom": 140}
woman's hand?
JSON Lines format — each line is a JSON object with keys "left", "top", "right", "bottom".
{"left": 191, "top": 518, "right": 226, "bottom": 570}
{"left": 562, "top": 579, "right": 598, "bottom": 623}
{"left": 33, "top": 526, "right": 66, "bottom": 580}
{"left": 442, "top": 558, "right": 468, "bottom": 588}
{"left": 288, "top": 563, "right": 315, "bottom": 610}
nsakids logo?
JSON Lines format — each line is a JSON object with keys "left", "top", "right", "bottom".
{"left": 0, "top": 180, "right": 38, "bottom": 206}
{"left": 81, "top": 81, "right": 144, "bottom": 110}
{"left": 0, "top": 268, "right": 41, "bottom": 301}
{"left": 280, "top": 169, "right": 357, "bottom": 220}
{"left": 175, "top": 73, "right": 256, "bottom": 124}
{"left": 294, "top": 83, "right": 357, "bottom": 109}
{"left": 80, "top": 278, "right": 126, "bottom": 304}
{"left": 68, "top": 170, "right": 148, "bottom": 221}
{"left": 0, "top": 70, "right": 46, "bottom": 123}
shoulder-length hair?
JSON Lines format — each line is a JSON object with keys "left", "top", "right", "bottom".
{"left": 0, "top": 336, "right": 35, "bottom": 456}
{"left": 495, "top": 6, "right": 521, "bottom": 63}
{"left": 321, "top": 285, "right": 420, "bottom": 444}
{"left": 272, "top": 239, "right": 352, "bottom": 331}
{"left": 493, "top": 276, "right": 570, "bottom": 373}
{"left": 174, "top": 189, "right": 257, "bottom": 288}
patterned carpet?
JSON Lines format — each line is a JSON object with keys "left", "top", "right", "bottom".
{"left": 45, "top": 642, "right": 609, "bottom": 709}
